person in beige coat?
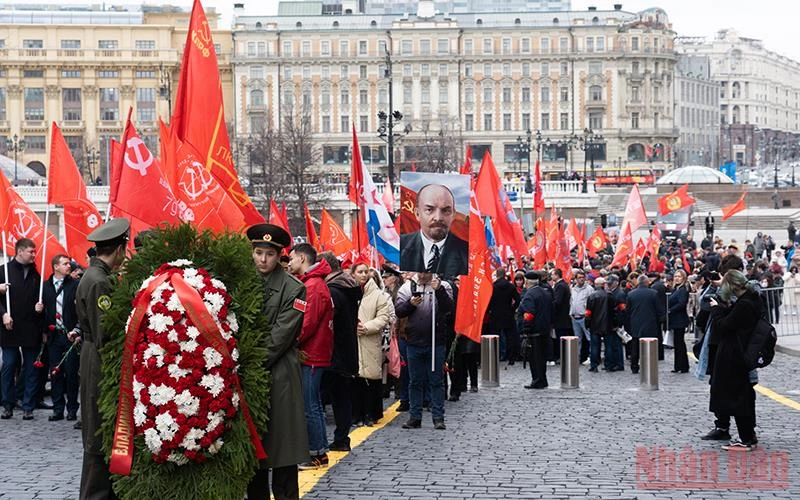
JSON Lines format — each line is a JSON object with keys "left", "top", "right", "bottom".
{"left": 351, "top": 263, "right": 392, "bottom": 426}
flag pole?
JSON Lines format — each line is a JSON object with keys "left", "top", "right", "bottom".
{"left": 39, "top": 204, "right": 49, "bottom": 302}
{"left": 2, "top": 230, "right": 10, "bottom": 317}
{"left": 431, "top": 275, "right": 436, "bottom": 372}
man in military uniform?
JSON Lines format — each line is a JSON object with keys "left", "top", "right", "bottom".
{"left": 75, "top": 218, "right": 129, "bottom": 500}
{"left": 246, "top": 224, "right": 309, "bottom": 500}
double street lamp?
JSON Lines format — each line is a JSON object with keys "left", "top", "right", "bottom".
{"left": 5, "top": 134, "right": 26, "bottom": 184}
{"left": 85, "top": 146, "right": 100, "bottom": 184}
{"left": 577, "top": 128, "right": 605, "bottom": 194}
{"left": 377, "top": 51, "right": 411, "bottom": 187}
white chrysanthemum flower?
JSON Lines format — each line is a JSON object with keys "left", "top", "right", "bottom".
{"left": 140, "top": 275, "right": 156, "bottom": 291}
{"left": 180, "top": 427, "right": 205, "bottom": 451}
{"left": 167, "top": 359, "right": 191, "bottom": 380}
{"left": 167, "top": 328, "right": 179, "bottom": 343}
{"left": 200, "top": 374, "right": 225, "bottom": 397}
{"left": 208, "top": 438, "right": 224, "bottom": 455}
{"left": 167, "top": 452, "right": 190, "bottom": 465}
{"left": 125, "top": 312, "right": 134, "bottom": 331}
{"left": 203, "top": 292, "right": 225, "bottom": 315}
{"left": 226, "top": 313, "right": 239, "bottom": 333}
{"left": 166, "top": 293, "right": 184, "bottom": 313}
{"left": 206, "top": 410, "right": 226, "bottom": 432}
{"left": 144, "top": 428, "right": 162, "bottom": 453}
{"left": 148, "top": 313, "right": 174, "bottom": 334}
{"left": 133, "top": 402, "right": 148, "bottom": 427}
{"left": 210, "top": 278, "right": 226, "bottom": 291}
{"left": 180, "top": 339, "right": 199, "bottom": 352}
{"left": 133, "top": 379, "right": 145, "bottom": 395}
{"left": 203, "top": 347, "right": 223, "bottom": 369}
{"left": 182, "top": 269, "right": 205, "bottom": 289}
{"left": 231, "top": 348, "right": 239, "bottom": 363}
{"left": 155, "top": 412, "right": 179, "bottom": 441}
{"left": 186, "top": 326, "right": 200, "bottom": 340}
{"left": 232, "top": 391, "right": 240, "bottom": 409}
{"left": 168, "top": 259, "right": 193, "bottom": 268}
{"left": 143, "top": 343, "right": 165, "bottom": 361}
{"left": 174, "top": 389, "right": 200, "bottom": 417}
{"left": 148, "top": 383, "right": 176, "bottom": 406}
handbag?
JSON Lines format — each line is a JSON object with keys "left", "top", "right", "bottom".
{"left": 616, "top": 327, "right": 632, "bottom": 344}
{"left": 664, "top": 329, "right": 674, "bottom": 348}
{"left": 387, "top": 335, "right": 401, "bottom": 378}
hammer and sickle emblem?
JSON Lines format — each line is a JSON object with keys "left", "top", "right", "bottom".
{"left": 197, "top": 20, "right": 213, "bottom": 45}
{"left": 401, "top": 200, "right": 415, "bottom": 213}
{"left": 666, "top": 196, "right": 680, "bottom": 211}
{"left": 12, "top": 207, "right": 34, "bottom": 238}
{"left": 592, "top": 236, "right": 601, "bottom": 247}
{"left": 179, "top": 162, "right": 215, "bottom": 201}
{"left": 124, "top": 137, "right": 154, "bottom": 177}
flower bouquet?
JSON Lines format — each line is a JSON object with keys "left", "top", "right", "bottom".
{"left": 98, "top": 225, "right": 270, "bottom": 500}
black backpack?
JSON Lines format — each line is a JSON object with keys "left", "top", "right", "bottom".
{"left": 742, "top": 317, "right": 777, "bottom": 370}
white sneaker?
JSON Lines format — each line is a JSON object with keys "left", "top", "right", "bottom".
{"left": 547, "top": 361, "right": 556, "bottom": 366}
{"left": 581, "top": 359, "right": 590, "bottom": 366}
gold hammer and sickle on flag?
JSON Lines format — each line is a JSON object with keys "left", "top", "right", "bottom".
{"left": 666, "top": 195, "right": 681, "bottom": 211}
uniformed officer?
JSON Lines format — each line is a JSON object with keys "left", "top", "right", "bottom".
{"left": 245, "top": 224, "right": 309, "bottom": 500}
{"left": 75, "top": 217, "right": 129, "bottom": 500}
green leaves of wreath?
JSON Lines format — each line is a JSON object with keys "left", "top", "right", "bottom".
{"left": 98, "top": 224, "right": 269, "bottom": 500}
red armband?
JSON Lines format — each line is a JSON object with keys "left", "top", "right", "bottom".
{"left": 584, "top": 309, "right": 592, "bottom": 318}
{"left": 523, "top": 312, "right": 535, "bottom": 322}
{"left": 616, "top": 303, "right": 627, "bottom": 311}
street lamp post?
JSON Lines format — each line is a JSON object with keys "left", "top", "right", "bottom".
{"left": 577, "top": 128, "right": 604, "bottom": 194}
{"left": 377, "top": 50, "right": 411, "bottom": 187}
{"left": 5, "top": 134, "right": 26, "bottom": 185}
{"left": 159, "top": 63, "right": 173, "bottom": 119}
{"left": 85, "top": 146, "right": 100, "bottom": 184}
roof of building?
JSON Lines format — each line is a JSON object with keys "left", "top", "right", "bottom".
{"left": 656, "top": 165, "right": 733, "bottom": 185}
{"left": 0, "top": 154, "right": 44, "bottom": 183}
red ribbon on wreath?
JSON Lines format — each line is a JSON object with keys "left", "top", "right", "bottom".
{"left": 109, "top": 272, "right": 266, "bottom": 476}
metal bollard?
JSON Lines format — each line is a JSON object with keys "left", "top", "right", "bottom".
{"left": 560, "top": 336, "right": 580, "bottom": 389}
{"left": 480, "top": 335, "right": 500, "bottom": 387}
{"left": 640, "top": 338, "right": 659, "bottom": 391}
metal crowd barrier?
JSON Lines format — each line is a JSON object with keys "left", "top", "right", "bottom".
{"left": 762, "top": 285, "right": 800, "bottom": 337}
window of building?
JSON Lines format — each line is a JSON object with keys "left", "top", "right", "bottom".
{"left": 586, "top": 37, "right": 594, "bottom": 53}
{"left": 503, "top": 87, "right": 511, "bottom": 103}
{"left": 378, "top": 40, "right": 387, "bottom": 54}
{"left": 421, "top": 64, "right": 430, "bottom": 77}
{"left": 465, "top": 114, "right": 473, "bottom": 131}
{"left": 98, "top": 69, "right": 119, "bottom": 78}
{"left": 596, "top": 37, "right": 604, "bottom": 52}
{"left": 521, "top": 87, "right": 530, "bottom": 103}
{"left": 257, "top": 42, "right": 265, "bottom": 56}
{"left": 484, "top": 113, "right": 493, "bottom": 131}
{"left": 631, "top": 37, "right": 639, "bottom": 51}
{"left": 437, "top": 38, "right": 449, "bottom": 54}
{"left": 484, "top": 63, "right": 492, "bottom": 77}
{"left": 359, "top": 40, "right": 368, "bottom": 55}
{"left": 483, "top": 87, "right": 493, "bottom": 103}
{"left": 321, "top": 41, "right": 331, "bottom": 56}
{"left": 250, "top": 66, "right": 264, "bottom": 80}
{"left": 654, "top": 112, "right": 660, "bottom": 129}
{"left": 420, "top": 39, "right": 431, "bottom": 55}
{"left": 283, "top": 89, "right": 294, "bottom": 107}
{"left": 560, "top": 37, "right": 569, "bottom": 53}
{"left": 502, "top": 38, "right": 511, "bottom": 55}
{"left": 560, "top": 112, "right": 569, "bottom": 130}
{"left": 100, "top": 88, "right": 119, "bottom": 120}
{"left": 341, "top": 115, "right": 349, "bottom": 132}
{"left": 560, "top": 61, "right": 569, "bottom": 75}
{"left": 464, "top": 39, "right": 473, "bottom": 55}
{"left": 439, "top": 64, "right": 448, "bottom": 76}
{"left": 24, "top": 88, "right": 44, "bottom": 121}
{"left": 632, "top": 61, "right": 640, "bottom": 74}
{"left": 590, "top": 85, "right": 602, "bottom": 101}
{"left": 502, "top": 63, "right": 511, "bottom": 78}
{"left": 588, "top": 61, "right": 602, "bottom": 75}
{"left": 25, "top": 135, "right": 46, "bottom": 152}
{"left": 522, "top": 62, "right": 530, "bottom": 77}
{"left": 135, "top": 40, "right": 155, "bottom": 50}
{"left": 503, "top": 113, "right": 512, "bottom": 130}
{"left": 283, "top": 66, "right": 292, "bottom": 80}
{"left": 421, "top": 85, "right": 430, "bottom": 104}
{"left": 23, "top": 39, "right": 43, "bottom": 49}
{"left": 589, "top": 112, "right": 602, "bottom": 130}
{"left": 400, "top": 64, "right": 411, "bottom": 78}
{"left": 631, "top": 112, "right": 639, "bottom": 129}
{"left": 0, "top": 89, "right": 6, "bottom": 122}
{"left": 359, "top": 89, "right": 368, "bottom": 105}
{"left": 62, "top": 88, "right": 82, "bottom": 121}
{"left": 378, "top": 88, "right": 387, "bottom": 105}
{"left": 250, "top": 89, "right": 264, "bottom": 106}
{"left": 136, "top": 88, "right": 156, "bottom": 122}
{"left": 61, "top": 39, "right": 80, "bottom": 49}
{"left": 62, "top": 69, "right": 82, "bottom": 78}
{"left": 403, "top": 85, "right": 412, "bottom": 104}
{"left": 541, "top": 86, "right": 550, "bottom": 103}
{"left": 135, "top": 70, "right": 155, "bottom": 78}
{"left": 631, "top": 86, "right": 640, "bottom": 102}
{"left": 339, "top": 41, "right": 349, "bottom": 56}
{"left": 540, "top": 113, "right": 550, "bottom": 130}
{"left": 401, "top": 40, "right": 412, "bottom": 55}
{"left": 23, "top": 69, "right": 44, "bottom": 78}
{"left": 359, "top": 65, "right": 367, "bottom": 79}
{"left": 301, "top": 41, "right": 311, "bottom": 56}
{"left": 521, "top": 38, "right": 531, "bottom": 54}
{"left": 322, "top": 116, "right": 331, "bottom": 133}
{"left": 560, "top": 86, "right": 569, "bottom": 102}
{"left": 654, "top": 86, "right": 661, "bottom": 102}
{"left": 341, "top": 64, "right": 350, "bottom": 78}
{"left": 98, "top": 40, "right": 119, "bottom": 49}
{"left": 439, "top": 84, "right": 448, "bottom": 104}
{"left": 247, "top": 42, "right": 256, "bottom": 56}
{"left": 340, "top": 88, "right": 350, "bottom": 105}
{"left": 522, "top": 113, "right": 530, "bottom": 131}
{"left": 321, "top": 90, "right": 331, "bottom": 106}
{"left": 360, "top": 115, "right": 368, "bottom": 132}
{"left": 464, "top": 63, "right": 472, "bottom": 77}
{"left": 483, "top": 38, "right": 493, "bottom": 54}
{"left": 465, "top": 88, "right": 474, "bottom": 103}
{"left": 541, "top": 37, "right": 550, "bottom": 53}
{"left": 541, "top": 62, "right": 549, "bottom": 76}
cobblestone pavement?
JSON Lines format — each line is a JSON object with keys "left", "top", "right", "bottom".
{"left": 3, "top": 349, "right": 800, "bottom": 499}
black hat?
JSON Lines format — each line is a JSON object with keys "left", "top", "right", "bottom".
{"left": 246, "top": 223, "right": 291, "bottom": 249}
{"left": 524, "top": 271, "right": 540, "bottom": 280}
{"left": 381, "top": 264, "right": 401, "bottom": 278}
{"left": 87, "top": 218, "right": 130, "bottom": 248}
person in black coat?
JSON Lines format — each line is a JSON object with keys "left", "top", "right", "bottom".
{"left": 708, "top": 270, "right": 761, "bottom": 450}
{"left": 604, "top": 275, "right": 626, "bottom": 372}
{"left": 487, "top": 268, "right": 520, "bottom": 364}
{"left": 648, "top": 273, "right": 668, "bottom": 360}
{"left": 668, "top": 270, "right": 691, "bottom": 373}
{"left": 584, "top": 277, "right": 610, "bottom": 372}
{"left": 42, "top": 254, "right": 81, "bottom": 421}
{"left": 0, "top": 238, "right": 44, "bottom": 420}
{"left": 318, "top": 252, "right": 363, "bottom": 451}
{"left": 518, "top": 271, "right": 553, "bottom": 389}
{"left": 626, "top": 275, "right": 661, "bottom": 374}
{"left": 549, "top": 268, "right": 572, "bottom": 363}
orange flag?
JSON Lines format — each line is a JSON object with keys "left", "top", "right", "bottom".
{"left": 47, "top": 123, "right": 102, "bottom": 267}
{"left": 159, "top": 120, "right": 246, "bottom": 233}
{"left": 454, "top": 189, "right": 493, "bottom": 344}
{"left": 622, "top": 184, "right": 648, "bottom": 233}
{"left": 304, "top": 203, "right": 320, "bottom": 251}
{"left": 657, "top": 184, "right": 696, "bottom": 216}
{"left": 319, "top": 209, "right": 353, "bottom": 259}
{"left": 533, "top": 160, "right": 545, "bottom": 216}
{"left": 577, "top": 222, "right": 587, "bottom": 265}
{"left": 0, "top": 173, "right": 66, "bottom": 279}
{"left": 610, "top": 223, "right": 633, "bottom": 268}
{"left": 556, "top": 223, "right": 573, "bottom": 282}
{"left": 722, "top": 192, "right": 747, "bottom": 220}
{"left": 546, "top": 205, "right": 559, "bottom": 261}
{"left": 646, "top": 225, "right": 662, "bottom": 258}
{"left": 586, "top": 226, "right": 608, "bottom": 257}
{"left": 565, "top": 218, "right": 581, "bottom": 252}
{"left": 459, "top": 144, "right": 472, "bottom": 175}
{"left": 532, "top": 217, "right": 547, "bottom": 268}
{"left": 171, "top": 0, "right": 263, "bottom": 225}
{"left": 269, "top": 200, "right": 290, "bottom": 234}
{"left": 474, "top": 152, "right": 528, "bottom": 261}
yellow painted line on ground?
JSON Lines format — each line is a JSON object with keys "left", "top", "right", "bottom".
{"left": 298, "top": 401, "right": 403, "bottom": 497}
{"left": 689, "top": 352, "right": 800, "bottom": 411}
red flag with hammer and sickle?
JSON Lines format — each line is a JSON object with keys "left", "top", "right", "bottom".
{"left": 319, "top": 209, "right": 353, "bottom": 259}
{"left": 657, "top": 184, "right": 696, "bottom": 216}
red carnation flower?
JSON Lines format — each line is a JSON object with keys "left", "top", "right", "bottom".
{"left": 33, "top": 360, "right": 44, "bottom": 369}
{"left": 50, "top": 367, "right": 60, "bottom": 377}
{"left": 55, "top": 313, "right": 62, "bottom": 320}
{"left": 48, "top": 324, "right": 56, "bottom": 331}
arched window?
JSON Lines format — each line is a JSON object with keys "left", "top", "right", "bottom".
{"left": 590, "top": 85, "right": 602, "bottom": 101}
{"left": 731, "top": 81, "right": 741, "bottom": 99}
{"left": 370, "top": 20, "right": 377, "bottom": 27}
{"left": 296, "top": 21, "right": 302, "bottom": 28}
{"left": 732, "top": 105, "right": 740, "bottom": 124}
{"left": 552, "top": 17, "right": 559, "bottom": 25}
{"left": 476, "top": 18, "right": 483, "bottom": 25}
{"left": 514, "top": 18, "right": 521, "bottom": 25}
{"left": 250, "top": 89, "right": 264, "bottom": 106}
{"left": 255, "top": 21, "right": 262, "bottom": 29}
{"left": 592, "top": 16, "right": 599, "bottom": 25}
{"left": 627, "top": 143, "right": 645, "bottom": 162}
{"left": 333, "top": 21, "right": 339, "bottom": 28}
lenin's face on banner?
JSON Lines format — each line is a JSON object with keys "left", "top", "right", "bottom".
{"left": 415, "top": 184, "right": 455, "bottom": 243}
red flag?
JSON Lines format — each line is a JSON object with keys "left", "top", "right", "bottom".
{"left": 577, "top": 222, "right": 587, "bottom": 265}
{"left": 678, "top": 240, "right": 691, "bottom": 274}
{"left": 565, "top": 218, "right": 581, "bottom": 252}
{"left": 586, "top": 226, "right": 608, "bottom": 257}
{"left": 722, "top": 192, "right": 747, "bottom": 220}
{"left": 348, "top": 124, "right": 365, "bottom": 205}
{"left": 454, "top": 189, "right": 493, "bottom": 344}
{"left": 47, "top": 123, "right": 102, "bottom": 267}
{"left": 159, "top": 120, "right": 246, "bottom": 233}
{"left": 0, "top": 173, "right": 66, "bottom": 279}
{"left": 459, "top": 145, "right": 472, "bottom": 175}
{"left": 171, "top": 0, "right": 263, "bottom": 225}
{"left": 473, "top": 152, "right": 528, "bottom": 261}
{"left": 556, "top": 223, "right": 573, "bottom": 282}
{"left": 622, "top": 184, "right": 647, "bottom": 233}
{"left": 111, "top": 116, "right": 184, "bottom": 230}
{"left": 646, "top": 225, "right": 662, "bottom": 258}
{"left": 410, "top": 161, "right": 417, "bottom": 173}
{"left": 533, "top": 160, "right": 545, "bottom": 216}
{"left": 268, "top": 199, "right": 291, "bottom": 236}
{"left": 319, "top": 209, "right": 353, "bottom": 259}
{"left": 304, "top": 203, "right": 320, "bottom": 251}
{"left": 610, "top": 223, "right": 633, "bottom": 268}
{"left": 657, "top": 184, "right": 696, "bottom": 216}
{"left": 381, "top": 177, "right": 395, "bottom": 215}
{"left": 546, "top": 204, "right": 559, "bottom": 261}
{"left": 352, "top": 210, "right": 370, "bottom": 253}
{"left": 532, "top": 217, "right": 547, "bottom": 268}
